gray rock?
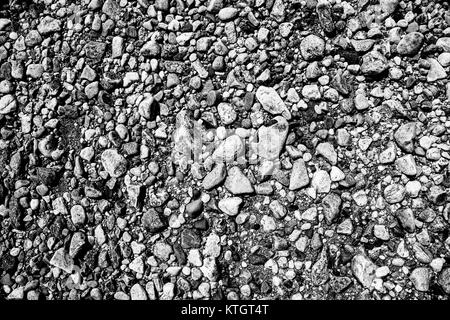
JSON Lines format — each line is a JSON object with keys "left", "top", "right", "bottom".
{"left": 428, "top": 186, "right": 446, "bottom": 204}
{"left": 351, "top": 254, "right": 376, "bottom": 288}
{"left": 224, "top": 167, "right": 254, "bottom": 195}
{"left": 302, "top": 84, "right": 321, "bottom": 100}
{"left": 111, "top": 36, "right": 124, "bottom": 58}
{"left": 394, "top": 122, "right": 417, "bottom": 153}
{"left": 316, "top": 142, "right": 337, "bottom": 165}
{"left": 300, "top": 34, "right": 325, "bottom": 61}
{"left": 396, "top": 154, "right": 417, "bottom": 176}
{"left": 212, "top": 135, "right": 244, "bottom": 163}
{"left": 322, "top": 193, "right": 341, "bottom": 224}
{"left": 50, "top": 248, "right": 74, "bottom": 273}
{"left": 427, "top": 58, "right": 447, "bottom": 82}
{"left": 256, "top": 86, "right": 291, "bottom": 119}
{"left": 380, "top": 0, "right": 399, "bottom": 15}
{"left": 142, "top": 209, "right": 167, "bottom": 233}
{"left": 256, "top": 116, "right": 289, "bottom": 160}
{"left": 155, "top": 0, "right": 169, "bottom": 11}
{"left": 374, "top": 225, "right": 390, "bottom": 240}
{"left": 101, "top": 149, "right": 128, "bottom": 177}
{"left": 361, "top": 51, "right": 388, "bottom": 75}
{"left": 140, "top": 40, "right": 161, "bottom": 57}
{"left": 70, "top": 205, "right": 86, "bottom": 226}
{"left": 69, "top": 232, "right": 86, "bottom": 258}
{"left": 289, "top": 159, "right": 310, "bottom": 190}
{"left": 203, "top": 233, "right": 221, "bottom": 258}
{"left": 218, "top": 197, "right": 242, "bottom": 216}
{"left": 410, "top": 268, "right": 430, "bottom": 292}
{"left": 138, "top": 96, "right": 159, "bottom": 120}
{"left": 396, "top": 208, "right": 415, "bottom": 233}
{"left": 436, "top": 37, "right": 450, "bottom": 51}
{"left": 438, "top": 268, "right": 450, "bottom": 294}
{"left": 102, "top": 0, "right": 121, "bottom": 20}
{"left": 84, "top": 41, "right": 106, "bottom": 60}
{"left": 218, "top": 7, "right": 238, "bottom": 20}
{"left": 153, "top": 241, "right": 173, "bottom": 261}
{"left": 203, "top": 163, "right": 227, "bottom": 190}
{"left": 396, "top": 32, "right": 424, "bottom": 55}
{"left": 185, "top": 199, "right": 203, "bottom": 218}
{"left": 0, "top": 94, "right": 17, "bottom": 115}
{"left": 311, "top": 170, "right": 331, "bottom": 193}
{"left": 269, "top": 200, "right": 287, "bottom": 219}
{"left": 379, "top": 142, "right": 397, "bottom": 164}
{"left": 217, "top": 103, "right": 237, "bottom": 125}
{"left": 37, "top": 16, "right": 61, "bottom": 35}
{"left": 384, "top": 184, "right": 406, "bottom": 204}
{"left": 26, "top": 64, "right": 44, "bottom": 79}
{"left": 130, "top": 284, "right": 148, "bottom": 300}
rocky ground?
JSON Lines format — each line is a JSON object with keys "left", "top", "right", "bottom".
{"left": 0, "top": 0, "right": 450, "bottom": 301}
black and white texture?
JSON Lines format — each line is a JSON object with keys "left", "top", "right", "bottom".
{"left": 1, "top": 0, "right": 450, "bottom": 300}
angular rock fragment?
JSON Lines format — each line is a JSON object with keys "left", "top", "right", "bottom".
{"left": 256, "top": 86, "right": 291, "bottom": 119}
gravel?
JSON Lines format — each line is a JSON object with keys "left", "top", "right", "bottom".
{"left": 1, "top": 0, "right": 450, "bottom": 302}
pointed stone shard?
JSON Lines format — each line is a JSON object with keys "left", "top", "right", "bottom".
{"left": 289, "top": 159, "right": 309, "bottom": 190}
{"left": 316, "top": 142, "right": 337, "bottom": 165}
{"left": 212, "top": 135, "right": 244, "bottom": 163}
{"left": 257, "top": 116, "right": 289, "bottom": 160}
{"left": 218, "top": 197, "right": 242, "bottom": 216}
{"left": 203, "top": 163, "right": 227, "bottom": 190}
{"left": 224, "top": 167, "right": 254, "bottom": 195}
{"left": 50, "top": 248, "right": 74, "bottom": 273}
{"left": 322, "top": 193, "right": 341, "bottom": 224}
{"left": 101, "top": 149, "right": 128, "bottom": 178}
{"left": 351, "top": 254, "right": 377, "bottom": 288}
{"left": 256, "top": 86, "right": 291, "bottom": 119}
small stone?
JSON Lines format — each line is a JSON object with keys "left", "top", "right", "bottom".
{"left": 101, "top": 149, "right": 128, "bottom": 177}
{"left": 438, "top": 268, "right": 450, "bottom": 294}
{"left": 316, "top": 142, "right": 337, "bottom": 165}
{"left": 218, "top": 197, "right": 242, "bottom": 216}
{"left": 50, "top": 248, "right": 74, "bottom": 273}
{"left": 217, "top": 103, "right": 237, "bottom": 125}
{"left": 256, "top": 86, "right": 291, "bottom": 119}
{"left": 0, "top": 94, "right": 17, "bottom": 115}
{"left": 203, "top": 163, "right": 227, "bottom": 190}
{"left": 396, "top": 208, "right": 415, "bottom": 233}
{"left": 140, "top": 41, "right": 161, "bottom": 57}
{"left": 289, "top": 159, "right": 310, "bottom": 190}
{"left": 410, "top": 268, "right": 430, "bottom": 292}
{"left": 185, "top": 199, "right": 203, "bottom": 219}
{"left": 302, "top": 84, "right": 321, "bottom": 100}
{"left": 269, "top": 200, "right": 287, "bottom": 219}
{"left": 300, "top": 35, "right": 325, "bottom": 61}
{"left": 257, "top": 116, "right": 289, "bottom": 160}
{"left": 322, "top": 193, "right": 341, "bottom": 224}
{"left": 218, "top": 7, "right": 238, "bottom": 21}
{"left": 427, "top": 58, "right": 447, "bottom": 82}
{"left": 379, "top": 142, "right": 397, "bottom": 164}
{"left": 130, "top": 284, "right": 147, "bottom": 300}
{"left": 70, "top": 205, "right": 86, "bottom": 226}
{"left": 396, "top": 32, "right": 424, "bottom": 55}
{"left": 142, "top": 209, "right": 167, "bottom": 233}
{"left": 351, "top": 254, "right": 376, "bottom": 288}
{"left": 396, "top": 154, "right": 417, "bottom": 176}
{"left": 153, "top": 241, "right": 173, "bottom": 261}
{"left": 224, "top": 166, "right": 254, "bottom": 195}
{"left": 361, "top": 51, "right": 388, "bottom": 76}
{"left": 37, "top": 16, "right": 61, "bottom": 35}
{"left": 394, "top": 122, "right": 417, "bottom": 153}
{"left": 374, "top": 225, "right": 390, "bottom": 240}
{"left": 311, "top": 170, "right": 331, "bottom": 193}
{"left": 212, "top": 135, "right": 244, "bottom": 163}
